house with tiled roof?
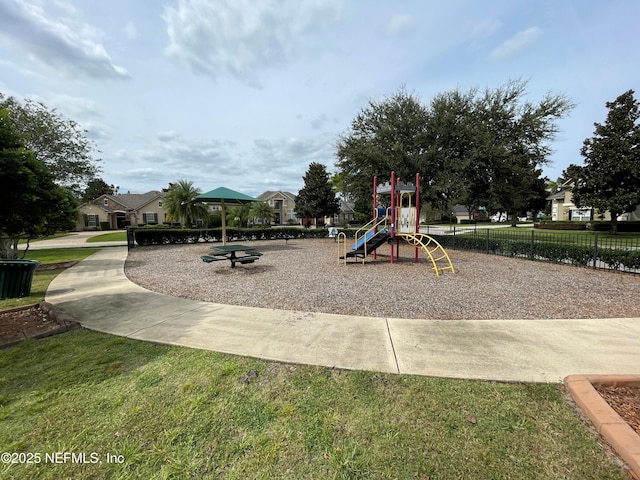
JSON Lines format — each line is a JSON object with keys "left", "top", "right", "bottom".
{"left": 546, "top": 179, "right": 640, "bottom": 222}
{"left": 257, "top": 190, "right": 298, "bottom": 225}
{"left": 76, "top": 191, "right": 167, "bottom": 230}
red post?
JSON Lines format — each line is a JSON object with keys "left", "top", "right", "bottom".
{"left": 373, "top": 176, "right": 378, "bottom": 260}
{"left": 390, "top": 171, "right": 395, "bottom": 264}
{"left": 415, "top": 173, "right": 420, "bottom": 263}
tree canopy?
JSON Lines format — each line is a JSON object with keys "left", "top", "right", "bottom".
{"left": 295, "top": 162, "right": 341, "bottom": 222}
{"left": 0, "top": 93, "right": 101, "bottom": 193}
{"left": 335, "top": 80, "right": 574, "bottom": 222}
{"left": 81, "top": 177, "right": 118, "bottom": 203}
{"left": 0, "top": 108, "right": 78, "bottom": 259}
{"left": 570, "top": 89, "right": 640, "bottom": 233}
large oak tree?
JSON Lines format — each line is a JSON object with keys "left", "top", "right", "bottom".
{"left": 335, "top": 81, "right": 574, "bottom": 222}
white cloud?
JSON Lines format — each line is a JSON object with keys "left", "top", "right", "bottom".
{"left": 49, "top": 94, "right": 103, "bottom": 118}
{"left": 163, "top": 0, "right": 342, "bottom": 87}
{"left": 489, "top": 26, "right": 542, "bottom": 60}
{"left": 0, "top": 0, "right": 129, "bottom": 79}
{"left": 125, "top": 21, "right": 139, "bottom": 41}
{"left": 386, "top": 14, "right": 414, "bottom": 37}
{"left": 470, "top": 18, "right": 501, "bottom": 39}
{"left": 138, "top": 135, "right": 241, "bottom": 176}
{"left": 249, "top": 135, "right": 335, "bottom": 192}
{"left": 157, "top": 131, "right": 180, "bottom": 142}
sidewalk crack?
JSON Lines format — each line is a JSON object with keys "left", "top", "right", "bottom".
{"left": 385, "top": 318, "right": 400, "bottom": 374}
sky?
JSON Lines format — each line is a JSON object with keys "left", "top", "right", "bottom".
{"left": 1, "top": 0, "right": 638, "bottom": 198}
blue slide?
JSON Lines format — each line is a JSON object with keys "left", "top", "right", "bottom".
{"left": 352, "top": 229, "right": 389, "bottom": 250}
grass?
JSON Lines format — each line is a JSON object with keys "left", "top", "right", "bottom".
{"left": 0, "top": 248, "right": 98, "bottom": 311}
{"left": 450, "top": 226, "right": 640, "bottom": 247}
{"left": 480, "top": 227, "right": 640, "bottom": 239}
{"left": 17, "top": 233, "right": 74, "bottom": 244}
{"left": 0, "top": 331, "right": 628, "bottom": 480}
{"left": 86, "top": 232, "right": 127, "bottom": 242}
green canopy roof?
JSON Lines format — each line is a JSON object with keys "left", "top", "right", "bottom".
{"left": 194, "top": 187, "right": 258, "bottom": 246}
{"left": 195, "top": 187, "right": 258, "bottom": 204}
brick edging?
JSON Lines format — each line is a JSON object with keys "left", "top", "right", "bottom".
{"left": 565, "top": 374, "right": 640, "bottom": 477}
{"left": 0, "top": 302, "right": 80, "bottom": 349}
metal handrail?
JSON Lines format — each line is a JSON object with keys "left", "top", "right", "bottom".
{"left": 354, "top": 209, "right": 391, "bottom": 256}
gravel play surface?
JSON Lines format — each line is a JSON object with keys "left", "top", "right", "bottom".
{"left": 124, "top": 238, "right": 640, "bottom": 320}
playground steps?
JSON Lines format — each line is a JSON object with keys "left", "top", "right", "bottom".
{"left": 397, "top": 233, "right": 455, "bottom": 277}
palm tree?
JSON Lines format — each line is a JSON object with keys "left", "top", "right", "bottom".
{"left": 164, "top": 180, "right": 210, "bottom": 227}
{"left": 227, "top": 204, "right": 251, "bottom": 227}
{"left": 249, "top": 201, "right": 275, "bottom": 226}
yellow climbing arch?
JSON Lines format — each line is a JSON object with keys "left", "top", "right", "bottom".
{"left": 397, "top": 233, "right": 455, "bottom": 277}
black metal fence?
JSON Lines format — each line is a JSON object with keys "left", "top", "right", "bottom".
{"left": 422, "top": 226, "right": 640, "bottom": 274}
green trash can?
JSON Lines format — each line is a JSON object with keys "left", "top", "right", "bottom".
{"left": 0, "top": 260, "right": 41, "bottom": 300}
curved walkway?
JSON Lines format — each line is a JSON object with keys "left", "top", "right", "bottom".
{"left": 42, "top": 246, "right": 640, "bottom": 383}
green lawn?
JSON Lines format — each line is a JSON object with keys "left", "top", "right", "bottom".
{"left": 0, "top": 248, "right": 98, "bottom": 311}
{"left": 0, "top": 331, "right": 628, "bottom": 479}
{"left": 17, "top": 233, "right": 74, "bottom": 244}
{"left": 480, "top": 226, "right": 640, "bottom": 240}
{"left": 86, "top": 232, "right": 127, "bottom": 242}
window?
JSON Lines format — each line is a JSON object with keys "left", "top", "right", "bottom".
{"left": 103, "top": 198, "right": 109, "bottom": 206}
{"left": 87, "top": 214, "right": 99, "bottom": 227}
{"left": 158, "top": 201, "right": 163, "bottom": 207}
{"left": 142, "top": 212, "right": 158, "bottom": 224}
{"left": 571, "top": 208, "right": 591, "bottom": 222}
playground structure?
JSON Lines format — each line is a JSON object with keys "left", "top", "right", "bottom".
{"left": 338, "top": 172, "right": 455, "bottom": 277}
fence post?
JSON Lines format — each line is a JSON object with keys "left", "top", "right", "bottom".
{"left": 593, "top": 232, "right": 598, "bottom": 270}
{"left": 530, "top": 229, "right": 535, "bottom": 260}
{"left": 486, "top": 228, "right": 489, "bottom": 254}
{"left": 453, "top": 226, "right": 456, "bottom": 248}
{"left": 126, "top": 227, "right": 135, "bottom": 250}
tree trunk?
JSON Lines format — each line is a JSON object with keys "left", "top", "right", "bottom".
{"left": 610, "top": 214, "right": 619, "bottom": 235}
{"left": 0, "top": 235, "right": 21, "bottom": 260}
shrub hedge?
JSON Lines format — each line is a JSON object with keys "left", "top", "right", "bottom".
{"left": 537, "top": 221, "right": 640, "bottom": 232}
{"left": 134, "top": 227, "right": 360, "bottom": 246}
{"left": 535, "top": 221, "right": 587, "bottom": 230}
{"left": 428, "top": 233, "right": 640, "bottom": 272}
{"left": 134, "top": 227, "right": 640, "bottom": 272}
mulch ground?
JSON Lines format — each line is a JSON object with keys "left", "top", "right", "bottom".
{"left": 595, "top": 385, "right": 640, "bottom": 435}
{"left": 0, "top": 303, "right": 79, "bottom": 348}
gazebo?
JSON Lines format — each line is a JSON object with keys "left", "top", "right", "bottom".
{"left": 194, "top": 187, "right": 258, "bottom": 245}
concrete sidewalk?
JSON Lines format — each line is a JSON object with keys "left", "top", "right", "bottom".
{"left": 45, "top": 247, "right": 640, "bottom": 383}
{"left": 20, "top": 231, "right": 127, "bottom": 250}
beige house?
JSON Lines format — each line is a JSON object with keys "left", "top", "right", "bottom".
{"left": 257, "top": 191, "right": 298, "bottom": 225}
{"left": 547, "top": 180, "right": 640, "bottom": 221}
{"left": 327, "top": 199, "right": 355, "bottom": 226}
{"left": 77, "top": 191, "right": 167, "bottom": 230}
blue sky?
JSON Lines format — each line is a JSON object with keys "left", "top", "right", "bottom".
{"left": 1, "top": 0, "right": 638, "bottom": 197}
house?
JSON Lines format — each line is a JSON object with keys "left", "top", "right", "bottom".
{"left": 76, "top": 191, "right": 167, "bottom": 230}
{"left": 452, "top": 205, "right": 488, "bottom": 223}
{"left": 547, "top": 180, "right": 640, "bottom": 221}
{"left": 257, "top": 191, "right": 298, "bottom": 225}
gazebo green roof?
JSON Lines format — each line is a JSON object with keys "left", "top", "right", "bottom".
{"left": 195, "top": 187, "right": 258, "bottom": 204}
